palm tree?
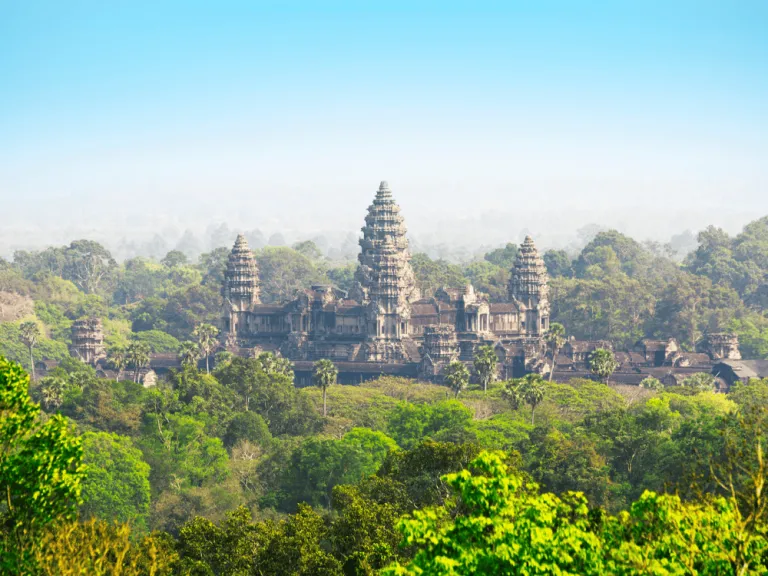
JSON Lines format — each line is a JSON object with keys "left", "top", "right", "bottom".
{"left": 473, "top": 345, "right": 498, "bottom": 395}
{"left": 502, "top": 374, "right": 546, "bottom": 425}
{"left": 256, "top": 351, "right": 293, "bottom": 377}
{"left": 545, "top": 322, "right": 566, "bottom": 382}
{"left": 516, "top": 373, "right": 546, "bottom": 425}
{"left": 127, "top": 341, "right": 151, "bottom": 383}
{"left": 108, "top": 346, "right": 127, "bottom": 380}
{"left": 444, "top": 360, "right": 470, "bottom": 398}
{"left": 178, "top": 341, "right": 201, "bottom": 368}
{"left": 313, "top": 359, "right": 338, "bottom": 417}
{"left": 39, "top": 376, "right": 66, "bottom": 411}
{"left": 588, "top": 348, "right": 618, "bottom": 384}
{"left": 193, "top": 323, "right": 219, "bottom": 374}
{"left": 19, "top": 321, "right": 41, "bottom": 380}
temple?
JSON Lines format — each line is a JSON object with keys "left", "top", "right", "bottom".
{"left": 69, "top": 318, "right": 106, "bottom": 364}
{"left": 221, "top": 181, "right": 551, "bottom": 384}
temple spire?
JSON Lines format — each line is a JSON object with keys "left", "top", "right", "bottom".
{"left": 509, "top": 235, "right": 550, "bottom": 335}
{"left": 223, "top": 234, "right": 260, "bottom": 310}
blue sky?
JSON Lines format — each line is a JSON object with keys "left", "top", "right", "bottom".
{"left": 1, "top": 1, "right": 767, "bottom": 252}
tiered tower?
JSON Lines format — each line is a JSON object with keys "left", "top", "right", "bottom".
{"left": 70, "top": 318, "right": 106, "bottom": 364}
{"left": 508, "top": 236, "right": 550, "bottom": 336}
{"left": 353, "top": 181, "right": 419, "bottom": 361}
{"left": 222, "top": 234, "right": 259, "bottom": 343}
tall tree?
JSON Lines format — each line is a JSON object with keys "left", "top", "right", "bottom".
{"left": 107, "top": 346, "right": 127, "bottom": 381}
{"left": 444, "top": 361, "right": 470, "bottom": 399}
{"left": 588, "top": 348, "right": 618, "bottom": 384}
{"left": 473, "top": 345, "right": 497, "bottom": 395}
{"left": 515, "top": 373, "right": 546, "bottom": 425}
{"left": 126, "top": 341, "right": 151, "bottom": 383}
{"left": 178, "top": 341, "right": 200, "bottom": 368}
{"left": 62, "top": 240, "right": 117, "bottom": 294}
{"left": 313, "top": 359, "right": 338, "bottom": 417}
{"left": 545, "top": 322, "right": 566, "bottom": 381}
{"left": 192, "top": 323, "right": 218, "bottom": 374}
{"left": 19, "top": 321, "right": 40, "bottom": 380}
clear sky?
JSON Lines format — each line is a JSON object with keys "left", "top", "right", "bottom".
{"left": 1, "top": 1, "right": 767, "bottom": 255}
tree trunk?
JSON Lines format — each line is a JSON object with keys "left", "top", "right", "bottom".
{"left": 29, "top": 346, "right": 35, "bottom": 381}
{"left": 549, "top": 348, "right": 559, "bottom": 382}
{"left": 322, "top": 387, "right": 327, "bottom": 417}
{"left": 531, "top": 406, "right": 536, "bottom": 426}
{"left": 206, "top": 354, "right": 210, "bottom": 374}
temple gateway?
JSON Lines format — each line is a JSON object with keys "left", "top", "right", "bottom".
{"left": 221, "top": 181, "right": 551, "bottom": 385}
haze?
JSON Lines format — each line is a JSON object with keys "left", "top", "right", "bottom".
{"left": 2, "top": 1, "right": 767, "bottom": 261}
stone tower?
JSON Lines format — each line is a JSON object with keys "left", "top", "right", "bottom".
{"left": 353, "top": 181, "right": 419, "bottom": 361}
{"left": 222, "top": 234, "right": 259, "bottom": 343}
{"left": 70, "top": 318, "right": 106, "bottom": 364}
{"left": 508, "top": 236, "right": 550, "bottom": 336}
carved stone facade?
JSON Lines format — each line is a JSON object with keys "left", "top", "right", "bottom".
{"left": 705, "top": 333, "right": 742, "bottom": 360}
{"left": 222, "top": 181, "right": 551, "bottom": 382}
{"left": 418, "top": 325, "right": 459, "bottom": 380}
{"left": 70, "top": 318, "right": 106, "bottom": 364}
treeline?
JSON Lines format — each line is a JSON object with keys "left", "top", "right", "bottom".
{"left": 2, "top": 217, "right": 767, "bottom": 373}
{"left": 4, "top": 354, "right": 768, "bottom": 574}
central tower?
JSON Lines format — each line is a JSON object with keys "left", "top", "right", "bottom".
{"left": 352, "top": 181, "right": 419, "bottom": 361}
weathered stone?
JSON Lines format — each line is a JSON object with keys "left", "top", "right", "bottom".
{"left": 70, "top": 318, "right": 106, "bottom": 364}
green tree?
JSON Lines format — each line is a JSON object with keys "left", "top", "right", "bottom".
{"left": 80, "top": 432, "right": 151, "bottom": 530}
{"left": 0, "top": 357, "right": 85, "bottom": 534}
{"left": 161, "top": 249, "right": 188, "bottom": 268}
{"left": 543, "top": 249, "right": 573, "bottom": 278}
{"left": 383, "top": 451, "right": 603, "bottom": 575}
{"left": 639, "top": 376, "right": 664, "bottom": 392}
{"left": 589, "top": 347, "right": 618, "bottom": 384}
{"left": 473, "top": 345, "right": 498, "bottom": 394}
{"left": 444, "top": 360, "right": 470, "bottom": 398}
{"left": 192, "top": 323, "right": 218, "bottom": 374}
{"left": 504, "top": 374, "right": 546, "bottom": 425}
{"left": 19, "top": 321, "right": 40, "bottom": 380}
{"left": 127, "top": 341, "right": 151, "bottom": 383}
{"left": 484, "top": 243, "right": 519, "bottom": 269}
{"left": 39, "top": 375, "right": 67, "bottom": 411}
{"left": 680, "top": 372, "right": 716, "bottom": 392}
{"left": 313, "top": 358, "right": 338, "bottom": 417}
{"left": 223, "top": 411, "right": 272, "bottom": 449}
{"left": 178, "top": 340, "right": 200, "bottom": 368}
{"left": 107, "top": 345, "right": 127, "bottom": 380}
{"left": 256, "top": 351, "right": 294, "bottom": 378}
{"left": 545, "top": 322, "right": 566, "bottom": 381}
{"left": 62, "top": 239, "right": 117, "bottom": 294}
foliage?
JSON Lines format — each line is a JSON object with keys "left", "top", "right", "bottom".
{"left": 473, "top": 345, "right": 498, "bottom": 394}
{"left": 80, "top": 432, "right": 151, "bottom": 530}
{"left": 279, "top": 428, "right": 397, "bottom": 510}
{"left": 411, "top": 253, "right": 466, "bottom": 298}
{"left": 589, "top": 348, "right": 619, "bottom": 383}
{"left": 444, "top": 360, "right": 470, "bottom": 398}
{"left": 313, "top": 358, "right": 338, "bottom": 417}
{"left": 383, "top": 451, "right": 603, "bottom": 575}
{"left": 680, "top": 371, "right": 717, "bottom": 392}
{"left": 0, "top": 357, "right": 85, "bottom": 533}
{"left": 8, "top": 518, "right": 178, "bottom": 576}
{"left": 639, "top": 376, "right": 664, "bottom": 392}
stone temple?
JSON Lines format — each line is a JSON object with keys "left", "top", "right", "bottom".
{"left": 221, "top": 181, "right": 551, "bottom": 385}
